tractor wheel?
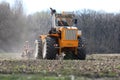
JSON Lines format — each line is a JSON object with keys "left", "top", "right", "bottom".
{"left": 64, "top": 50, "right": 77, "bottom": 60}
{"left": 43, "top": 37, "right": 58, "bottom": 59}
{"left": 77, "top": 37, "right": 86, "bottom": 60}
{"left": 35, "top": 39, "right": 42, "bottom": 59}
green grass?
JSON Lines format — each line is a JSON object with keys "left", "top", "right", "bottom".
{"left": 0, "top": 74, "right": 119, "bottom": 80}
{"left": 0, "top": 74, "right": 71, "bottom": 80}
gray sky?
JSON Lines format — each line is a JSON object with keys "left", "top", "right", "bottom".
{"left": 1, "top": 0, "right": 120, "bottom": 14}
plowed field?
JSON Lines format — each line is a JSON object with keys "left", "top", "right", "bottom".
{"left": 0, "top": 53, "right": 120, "bottom": 80}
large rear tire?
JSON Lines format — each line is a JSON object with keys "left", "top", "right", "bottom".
{"left": 77, "top": 37, "right": 86, "bottom": 60}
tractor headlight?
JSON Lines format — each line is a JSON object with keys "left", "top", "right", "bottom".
{"left": 78, "top": 30, "right": 82, "bottom": 35}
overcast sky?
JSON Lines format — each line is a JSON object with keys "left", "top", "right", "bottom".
{"left": 1, "top": 0, "right": 120, "bottom": 14}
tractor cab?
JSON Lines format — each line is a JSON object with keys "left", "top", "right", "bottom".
{"left": 55, "top": 13, "right": 74, "bottom": 27}
{"left": 51, "top": 9, "right": 77, "bottom": 28}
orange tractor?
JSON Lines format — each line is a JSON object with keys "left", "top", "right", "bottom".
{"left": 35, "top": 8, "right": 86, "bottom": 60}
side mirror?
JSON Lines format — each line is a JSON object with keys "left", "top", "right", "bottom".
{"left": 74, "top": 19, "right": 77, "bottom": 24}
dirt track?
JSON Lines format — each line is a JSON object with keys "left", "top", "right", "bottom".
{"left": 0, "top": 53, "right": 21, "bottom": 60}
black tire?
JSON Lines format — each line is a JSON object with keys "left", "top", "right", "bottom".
{"left": 64, "top": 50, "right": 77, "bottom": 60}
{"left": 77, "top": 37, "right": 86, "bottom": 60}
{"left": 36, "top": 39, "right": 42, "bottom": 59}
{"left": 45, "top": 37, "right": 58, "bottom": 59}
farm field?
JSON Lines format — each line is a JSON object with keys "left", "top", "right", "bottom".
{"left": 0, "top": 53, "right": 120, "bottom": 80}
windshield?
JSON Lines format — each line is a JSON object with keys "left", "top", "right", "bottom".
{"left": 55, "top": 14, "right": 73, "bottom": 26}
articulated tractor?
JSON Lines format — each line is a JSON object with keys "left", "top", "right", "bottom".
{"left": 35, "top": 8, "right": 86, "bottom": 60}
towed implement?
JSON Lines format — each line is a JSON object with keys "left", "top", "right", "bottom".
{"left": 35, "top": 8, "right": 86, "bottom": 60}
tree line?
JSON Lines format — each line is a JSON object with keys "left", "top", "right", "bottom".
{"left": 0, "top": 1, "right": 120, "bottom": 53}
{"left": 77, "top": 10, "right": 120, "bottom": 53}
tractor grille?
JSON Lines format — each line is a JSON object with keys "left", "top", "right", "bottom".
{"left": 65, "top": 29, "right": 77, "bottom": 40}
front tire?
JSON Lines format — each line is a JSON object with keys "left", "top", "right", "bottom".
{"left": 77, "top": 37, "right": 86, "bottom": 60}
{"left": 45, "top": 37, "right": 58, "bottom": 59}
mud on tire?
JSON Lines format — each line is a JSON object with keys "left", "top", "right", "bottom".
{"left": 35, "top": 39, "right": 42, "bottom": 59}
